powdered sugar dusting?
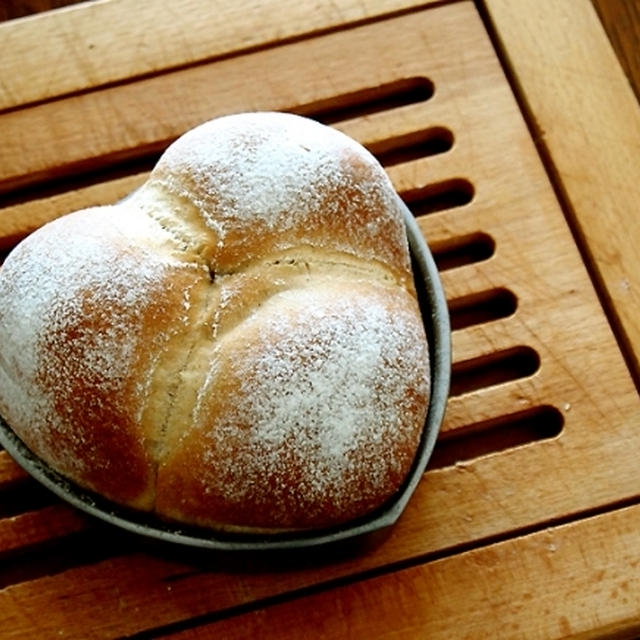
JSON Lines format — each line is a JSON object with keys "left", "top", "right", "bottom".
{"left": 190, "top": 283, "right": 429, "bottom": 527}
{"left": 0, "top": 205, "right": 193, "bottom": 482}
{"left": 0, "top": 112, "right": 431, "bottom": 528}
{"left": 150, "top": 112, "right": 409, "bottom": 271}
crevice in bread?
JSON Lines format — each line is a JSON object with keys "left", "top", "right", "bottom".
{"left": 142, "top": 247, "right": 410, "bottom": 460}
{"left": 129, "top": 184, "right": 219, "bottom": 267}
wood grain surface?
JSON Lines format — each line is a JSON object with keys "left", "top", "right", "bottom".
{"left": 0, "top": 0, "right": 444, "bottom": 112}
{"left": 166, "top": 503, "right": 640, "bottom": 639}
{"left": 592, "top": 0, "right": 640, "bottom": 101}
{"left": 0, "top": 1, "right": 639, "bottom": 638}
{"left": 0, "top": 0, "right": 83, "bottom": 21}
{"left": 2, "top": 0, "right": 637, "bottom": 101}
{"left": 484, "top": 0, "right": 640, "bottom": 384}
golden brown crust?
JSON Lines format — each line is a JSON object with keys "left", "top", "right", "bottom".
{"left": 155, "top": 280, "right": 429, "bottom": 531}
{"left": 146, "top": 113, "right": 414, "bottom": 286}
{"left": 0, "top": 112, "right": 430, "bottom": 532}
{"left": 0, "top": 206, "right": 207, "bottom": 508}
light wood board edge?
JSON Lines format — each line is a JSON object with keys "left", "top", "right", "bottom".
{"left": 481, "top": 0, "right": 640, "bottom": 387}
{"left": 591, "top": 0, "right": 640, "bottom": 102}
{"left": 0, "top": 0, "right": 444, "bottom": 112}
{"left": 183, "top": 501, "right": 640, "bottom": 640}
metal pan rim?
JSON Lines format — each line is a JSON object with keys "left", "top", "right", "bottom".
{"left": 0, "top": 196, "right": 450, "bottom": 551}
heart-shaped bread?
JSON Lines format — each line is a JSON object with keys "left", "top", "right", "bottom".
{"left": 0, "top": 112, "right": 430, "bottom": 532}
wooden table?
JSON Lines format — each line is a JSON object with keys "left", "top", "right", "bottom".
{"left": 1, "top": 1, "right": 639, "bottom": 637}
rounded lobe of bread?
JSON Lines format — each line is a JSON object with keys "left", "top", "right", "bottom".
{"left": 155, "top": 280, "right": 429, "bottom": 531}
{"left": 0, "top": 206, "right": 205, "bottom": 508}
{"left": 145, "top": 112, "right": 412, "bottom": 284}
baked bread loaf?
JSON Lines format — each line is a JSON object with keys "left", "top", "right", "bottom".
{"left": 0, "top": 112, "right": 430, "bottom": 532}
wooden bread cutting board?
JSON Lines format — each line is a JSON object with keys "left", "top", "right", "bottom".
{"left": 0, "top": 0, "right": 639, "bottom": 637}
